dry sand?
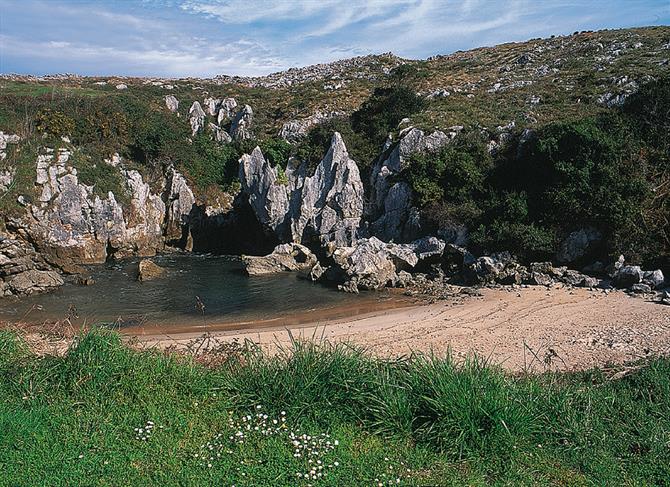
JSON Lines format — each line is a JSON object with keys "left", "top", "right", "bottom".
{"left": 137, "top": 285, "right": 670, "bottom": 372}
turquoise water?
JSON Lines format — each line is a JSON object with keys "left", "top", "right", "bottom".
{"left": 0, "top": 254, "right": 381, "bottom": 329}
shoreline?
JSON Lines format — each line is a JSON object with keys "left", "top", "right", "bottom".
{"left": 134, "top": 285, "right": 670, "bottom": 372}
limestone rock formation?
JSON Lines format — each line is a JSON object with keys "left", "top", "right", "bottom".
{"left": 242, "top": 243, "right": 317, "bottom": 275}
{"left": 164, "top": 168, "right": 196, "bottom": 247}
{"left": 279, "top": 111, "right": 344, "bottom": 142}
{"left": 230, "top": 105, "right": 254, "bottom": 140}
{"left": 1, "top": 233, "right": 63, "bottom": 296}
{"left": 208, "top": 123, "right": 232, "bottom": 144}
{"left": 0, "top": 132, "right": 20, "bottom": 160}
{"left": 217, "top": 98, "right": 238, "bottom": 125}
{"left": 368, "top": 128, "right": 452, "bottom": 242}
{"left": 556, "top": 227, "right": 602, "bottom": 264}
{"left": 188, "top": 101, "right": 206, "bottom": 136}
{"left": 137, "top": 259, "right": 166, "bottom": 281}
{"left": 239, "top": 132, "right": 364, "bottom": 248}
{"left": 165, "top": 95, "right": 179, "bottom": 113}
{"left": 239, "top": 147, "right": 290, "bottom": 238}
{"left": 203, "top": 97, "right": 221, "bottom": 116}
{"left": 17, "top": 149, "right": 165, "bottom": 270}
{"left": 292, "top": 132, "right": 364, "bottom": 247}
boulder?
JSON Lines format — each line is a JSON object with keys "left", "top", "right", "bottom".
{"left": 556, "top": 227, "right": 602, "bottom": 264}
{"left": 613, "top": 265, "right": 643, "bottom": 288}
{"left": 165, "top": 95, "right": 179, "bottom": 113}
{"left": 188, "top": 101, "right": 206, "bottom": 136}
{"left": 164, "top": 168, "right": 196, "bottom": 246}
{"left": 642, "top": 269, "right": 665, "bottom": 289}
{"left": 7, "top": 269, "right": 63, "bottom": 295}
{"left": 279, "top": 111, "right": 344, "bottom": 142}
{"left": 230, "top": 105, "right": 254, "bottom": 140}
{"left": 242, "top": 243, "right": 317, "bottom": 276}
{"left": 138, "top": 259, "right": 166, "bottom": 281}
{"left": 331, "top": 238, "right": 398, "bottom": 291}
{"left": 631, "top": 283, "right": 652, "bottom": 294}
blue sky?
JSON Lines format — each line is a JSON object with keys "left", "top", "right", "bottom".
{"left": 1, "top": 0, "right": 669, "bottom": 77}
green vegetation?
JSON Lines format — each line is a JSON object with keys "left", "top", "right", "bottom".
{"left": 1, "top": 329, "right": 669, "bottom": 486}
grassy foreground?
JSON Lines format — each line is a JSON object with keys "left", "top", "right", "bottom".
{"left": 0, "top": 331, "right": 669, "bottom": 486}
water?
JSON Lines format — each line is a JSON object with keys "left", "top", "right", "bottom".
{"left": 0, "top": 254, "right": 396, "bottom": 331}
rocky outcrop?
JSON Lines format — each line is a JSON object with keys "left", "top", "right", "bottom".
{"left": 0, "top": 132, "right": 20, "bottom": 160}
{"left": 242, "top": 243, "right": 317, "bottom": 275}
{"left": 0, "top": 233, "right": 63, "bottom": 296}
{"left": 164, "top": 168, "right": 196, "bottom": 248}
{"left": 368, "top": 128, "right": 453, "bottom": 243}
{"left": 16, "top": 148, "right": 165, "bottom": 270}
{"left": 137, "top": 259, "right": 166, "bottom": 281}
{"left": 279, "top": 111, "right": 344, "bottom": 142}
{"left": 230, "top": 105, "right": 253, "bottom": 140}
{"left": 165, "top": 95, "right": 179, "bottom": 113}
{"left": 217, "top": 98, "right": 238, "bottom": 124}
{"left": 239, "top": 132, "right": 364, "bottom": 248}
{"left": 208, "top": 123, "right": 232, "bottom": 144}
{"left": 203, "top": 97, "right": 221, "bottom": 116}
{"left": 188, "top": 101, "right": 206, "bottom": 136}
{"left": 556, "top": 227, "right": 602, "bottom": 264}
{"left": 239, "top": 147, "right": 290, "bottom": 238}
{"left": 292, "top": 133, "right": 364, "bottom": 247}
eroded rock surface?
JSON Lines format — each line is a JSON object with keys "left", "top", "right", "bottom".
{"left": 242, "top": 243, "right": 317, "bottom": 275}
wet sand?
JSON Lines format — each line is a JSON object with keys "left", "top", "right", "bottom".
{"left": 137, "top": 286, "right": 670, "bottom": 372}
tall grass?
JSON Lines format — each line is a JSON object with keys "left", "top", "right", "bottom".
{"left": 1, "top": 329, "right": 669, "bottom": 485}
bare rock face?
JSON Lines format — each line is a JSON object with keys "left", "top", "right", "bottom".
{"left": 279, "top": 111, "right": 344, "bottom": 143}
{"left": 137, "top": 259, "right": 166, "bottom": 281}
{"left": 18, "top": 149, "right": 166, "bottom": 270}
{"left": 217, "top": 98, "right": 238, "bottom": 125}
{"left": 239, "top": 147, "right": 290, "bottom": 238}
{"left": 164, "top": 168, "right": 196, "bottom": 247}
{"left": 188, "top": 101, "right": 206, "bottom": 136}
{"left": 556, "top": 227, "right": 602, "bottom": 264}
{"left": 368, "top": 128, "right": 451, "bottom": 242}
{"left": 1, "top": 233, "right": 63, "bottom": 296}
{"left": 239, "top": 133, "right": 364, "bottom": 248}
{"left": 292, "top": 133, "right": 364, "bottom": 247}
{"left": 242, "top": 243, "right": 317, "bottom": 275}
{"left": 0, "top": 131, "right": 20, "bottom": 160}
{"left": 164, "top": 95, "right": 179, "bottom": 113}
{"left": 203, "top": 97, "right": 221, "bottom": 116}
{"left": 230, "top": 105, "right": 254, "bottom": 140}
{"left": 208, "top": 123, "right": 232, "bottom": 144}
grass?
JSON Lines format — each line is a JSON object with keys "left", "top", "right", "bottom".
{"left": 0, "top": 329, "right": 669, "bottom": 486}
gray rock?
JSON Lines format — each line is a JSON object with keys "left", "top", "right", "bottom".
{"left": 239, "top": 147, "right": 290, "bottom": 238}
{"left": 561, "top": 269, "right": 588, "bottom": 287}
{"left": 138, "top": 259, "right": 166, "bottom": 282}
{"left": 164, "top": 168, "right": 196, "bottom": 246}
{"left": 203, "top": 97, "right": 221, "bottom": 116}
{"left": 165, "top": 95, "right": 179, "bottom": 113}
{"left": 242, "top": 243, "right": 317, "bottom": 275}
{"left": 614, "top": 265, "right": 643, "bottom": 288}
{"left": 7, "top": 269, "right": 63, "bottom": 294}
{"left": 279, "top": 111, "right": 344, "bottom": 142}
{"left": 642, "top": 269, "right": 665, "bottom": 289}
{"left": 217, "top": 98, "right": 238, "bottom": 125}
{"left": 209, "top": 123, "right": 232, "bottom": 144}
{"left": 331, "top": 237, "right": 398, "bottom": 290}
{"left": 529, "top": 272, "right": 553, "bottom": 286}
{"left": 631, "top": 283, "right": 652, "bottom": 294}
{"left": 188, "top": 101, "right": 206, "bottom": 136}
{"left": 368, "top": 128, "right": 452, "bottom": 242}
{"left": 412, "top": 236, "right": 445, "bottom": 263}
{"left": 292, "top": 132, "right": 364, "bottom": 247}
{"left": 556, "top": 227, "right": 602, "bottom": 264}
{"left": 230, "top": 105, "right": 254, "bottom": 140}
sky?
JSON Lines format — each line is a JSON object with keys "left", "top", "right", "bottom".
{"left": 1, "top": 0, "right": 669, "bottom": 78}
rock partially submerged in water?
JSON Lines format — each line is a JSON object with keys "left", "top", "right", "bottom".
{"left": 242, "top": 243, "right": 317, "bottom": 276}
{"left": 1, "top": 233, "right": 64, "bottom": 296}
{"left": 5, "top": 269, "right": 63, "bottom": 295}
{"left": 138, "top": 259, "right": 166, "bottom": 282}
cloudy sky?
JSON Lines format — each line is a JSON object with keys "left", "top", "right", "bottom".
{"left": 1, "top": 0, "right": 668, "bottom": 77}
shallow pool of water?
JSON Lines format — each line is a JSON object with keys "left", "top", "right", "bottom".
{"left": 0, "top": 254, "right": 399, "bottom": 331}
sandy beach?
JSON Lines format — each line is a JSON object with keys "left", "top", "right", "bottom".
{"left": 134, "top": 285, "right": 670, "bottom": 372}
